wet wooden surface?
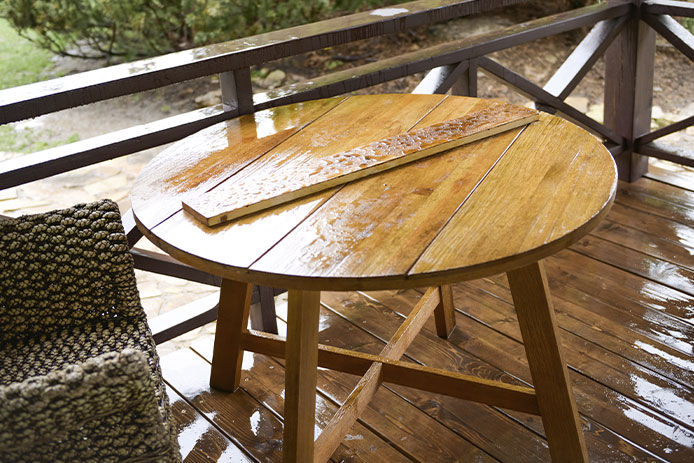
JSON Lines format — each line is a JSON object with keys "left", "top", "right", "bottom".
{"left": 162, "top": 161, "right": 694, "bottom": 462}
{"left": 133, "top": 94, "right": 616, "bottom": 291}
{"left": 183, "top": 104, "right": 537, "bottom": 226}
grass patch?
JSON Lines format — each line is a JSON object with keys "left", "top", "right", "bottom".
{"left": 0, "top": 125, "right": 79, "bottom": 157}
{"left": 0, "top": 18, "right": 53, "bottom": 89}
{"left": 0, "top": 20, "right": 80, "bottom": 156}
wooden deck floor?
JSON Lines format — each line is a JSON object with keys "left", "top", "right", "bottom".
{"left": 160, "top": 161, "right": 694, "bottom": 463}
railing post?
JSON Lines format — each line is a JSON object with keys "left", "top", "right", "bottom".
{"left": 220, "top": 67, "right": 254, "bottom": 115}
{"left": 450, "top": 59, "right": 478, "bottom": 97}
{"left": 604, "top": 0, "right": 655, "bottom": 181}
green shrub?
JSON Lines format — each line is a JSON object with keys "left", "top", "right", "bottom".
{"left": 0, "top": 0, "right": 403, "bottom": 60}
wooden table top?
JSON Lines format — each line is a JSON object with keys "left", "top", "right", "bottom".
{"left": 132, "top": 94, "right": 617, "bottom": 291}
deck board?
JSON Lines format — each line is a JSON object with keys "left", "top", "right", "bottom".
{"left": 163, "top": 166, "right": 694, "bottom": 462}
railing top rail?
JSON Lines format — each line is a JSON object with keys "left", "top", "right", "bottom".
{"left": 0, "top": 0, "right": 528, "bottom": 125}
{"left": 0, "top": 1, "right": 632, "bottom": 190}
{"left": 643, "top": 0, "right": 694, "bottom": 17}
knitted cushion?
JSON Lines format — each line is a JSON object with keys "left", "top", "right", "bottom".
{"left": 0, "top": 200, "right": 180, "bottom": 462}
{"left": 0, "top": 200, "right": 141, "bottom": 344}
{"left": 0, "top": 350, "right": 178, "bottom": 463}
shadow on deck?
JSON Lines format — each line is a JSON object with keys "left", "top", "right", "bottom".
{"left": 161, "top": 160, "right": 694, "bottom": 463}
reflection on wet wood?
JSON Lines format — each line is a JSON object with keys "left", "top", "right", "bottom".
{"left": 184, "top": 104, "right": 537, "bottom": 226}
{"left": 166, "top": 158, "right": 694, "bottom": 462}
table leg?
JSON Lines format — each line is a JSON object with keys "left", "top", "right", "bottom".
{"left": 434, "top": 284, "right": 456, "bottom": 339}
{"left": 210, "top": 279, "right": 253, "bottom": 391}
{"left": 507, "top": 261, "right": 588, "bottom": 462}
{"left": 250, "top": 285, "right": 279, "bottom": 334}
{"left": 283, "top": 290, "right": 321, "bottom": 463}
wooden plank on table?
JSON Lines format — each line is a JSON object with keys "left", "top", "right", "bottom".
{"left": 144, "top": 94, "right": 449, "bottom": 282}
{"left": 251, "top": 97, "right": 524, "bottom": 284}
{"left": 183, "top": 103, "right": 537, "bottom": 226}
{"left": 132, "top": 97, "right": 345, "bottom": 230}
{"left": 322, "top": 290, "right": 662, "bottom": 463}
{"left": 410, "top": 114, "right": 616, "bottom": 278}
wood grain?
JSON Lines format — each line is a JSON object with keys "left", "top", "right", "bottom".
{"left": 434, "top": 284, "right": 456, "bottom": 338}
{"left": 283, "top": 290, "right": 321, "bottom": 463}
{"left": 132, "top": 97, "right": 345, "bottom": 230}
{"left": 250, "top": 97, "right": 523, "bottom": 286}
{"left": 164, "top": 348, "right": 285, "bottom": 462}
{"left": 448, "top": 276, "right": 694, "bottom": 461}
{"left": 313, "top": 287, "right": 441, "bottom": 462}
{"left": 410, "top": 113, "right": 616, "bottom": 282}
{"left": 239, "top": 329, "right": 539, "bottom": 414}
{"left": 135, "top": 96, "right": 616, "bottom": 291}
{"left": 351, "top": 288, "right": 671, "bottom": 462}
{"left": 184, "top": 104, "right": 537, "bottom": 226}
{"left": 210, "top": 279, "right": 253, "bottom": 391}
{"left": 507, "top": 262, "right": 588, "bottom": 462}
{"left": 178, "top": 92, "right": 448, "bottom": 228}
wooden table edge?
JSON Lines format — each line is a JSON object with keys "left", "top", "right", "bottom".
{"left": 133, "top": 184, "right": 616, "bottom": 292}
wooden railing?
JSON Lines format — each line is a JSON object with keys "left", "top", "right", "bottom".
{"left": 1, "top": 0, "right": 692, "bottom": 343}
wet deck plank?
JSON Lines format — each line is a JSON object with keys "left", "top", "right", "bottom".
{"left": 163, "top": 167, "right": 694, "bottom": 462}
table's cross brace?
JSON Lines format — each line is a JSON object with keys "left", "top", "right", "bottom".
{"left": 208, "top": 275, "right": 587, "bottom": 462}
{"left": 230, "top": 285, "right": 541, "bottom": 462}
{"left": 240, "top": 331, "right": 539, "bottom": 413}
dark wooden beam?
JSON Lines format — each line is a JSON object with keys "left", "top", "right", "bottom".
{"left": 477, "top": 57, "right": 624, "bottom": 144}
{"left": 412, "top": 61, "right": 470, "bottom": 94}
{"left": 122, "top": 209, "right": 144, "bottom": 248}
{"left": 604, "top": 0, "right": 655, "bottom": 181}
{"left": 150, "top": 294, "right": 220, "bottom": 344}
{"left": 643, "top": 0, "right": 694, "bottom": 17}
{"left": 544, "top": 16, "right": 628, "bottom": 100}
{"left": 642, "top": 13, "right": 694, "bottom": 61}
{"left": 220, "top": 67, "right": 254, "bottom": 114}
{"left": 0, "top": 3, "right": 629, "bottom": 189}
{"left": 150, "top": 287, "right": 286, "bottom": 344}
{"left": 637, "top": 141, "right": 694, "bottom": 167}
{"left": 131, "top": 247, "right": 222, "bottom": 287}
{"left": 450, "top": 59, "right": 479, "bottom": 97}
{"left": 0, "top": 104, "right": 230, "bottom": 189}
{"left": 636, "top": 114, "right": 694, "bottom": 145}
{"left": 0, "top": 0, "right": 529, "bottom": 124}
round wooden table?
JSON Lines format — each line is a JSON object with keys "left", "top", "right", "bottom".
{"left": 132, "top": 94, "right": 616, "bottom": 462}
